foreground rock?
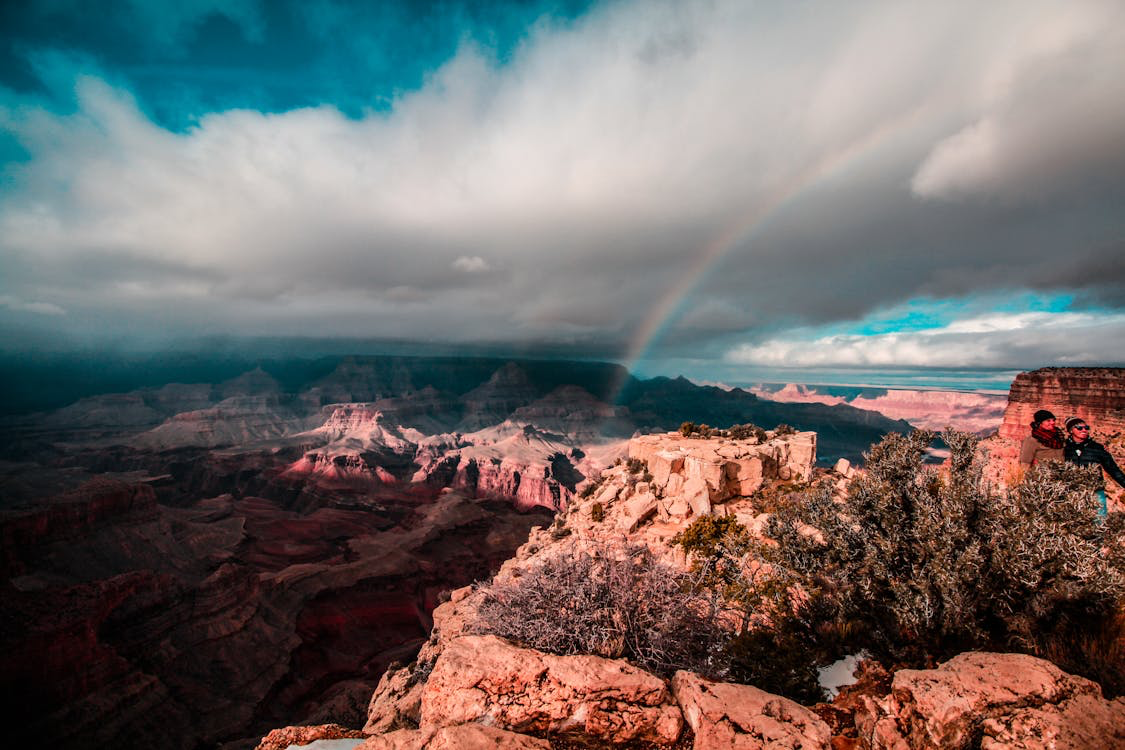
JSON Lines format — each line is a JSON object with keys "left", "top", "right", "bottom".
{"left": 359, "top": 724, "right": 549, "bottom": 749}
{"left": 420, "top": 635, "right": 683, "bottom": 744}
{"left": 673, "top": 671, "right": 831, "bottom": 749}
{"left": 856, "top": 652, "right": 1125, "bottom": 749}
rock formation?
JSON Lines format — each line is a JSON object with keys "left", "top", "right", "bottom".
{"left": 752, "top": 383, "right": 1008, "bottom": 435}
{"left": 0, "top": 355, "right": 919, "bottom": 749}
{"left": 289, "top": 429, "right": 1123, "bottom": 749}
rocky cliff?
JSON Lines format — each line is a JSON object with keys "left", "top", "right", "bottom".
{"left": 272, "top": 430, "right": 1125, "bottom": 750}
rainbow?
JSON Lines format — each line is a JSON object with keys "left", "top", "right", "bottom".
{"left": 608, "top": 101, "right": 935, "bottom": 405}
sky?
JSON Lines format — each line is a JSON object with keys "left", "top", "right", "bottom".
{"left": 1, "top": 0, "right": 1124, "bottom": 391}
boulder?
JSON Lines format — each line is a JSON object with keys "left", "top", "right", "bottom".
{"left": 618, "top": 492, "right": 658, "bottom": 532}
{"left": 649, "top": 450, "right": 685, "bottom": 488}
{"left": 419, "top": 635, "right": 682, "bottom": 744}
{"left": 681, "top": 477, "right": 712, "bottom": 517}
{"left": 731, "top": 456, "right": 764, "bottom": 496}
{"left": 359, "top": 724, "right": 549, "bottom": 749}
{"left": 671, "top": 670, "right": 832, "bottom": 749}
{"left": 855, "top": 652, "right": 1125, "bottom": 749}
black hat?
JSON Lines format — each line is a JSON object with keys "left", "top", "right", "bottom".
{"left": 1032, "top": 409, "right": 1055, "bottom": 425}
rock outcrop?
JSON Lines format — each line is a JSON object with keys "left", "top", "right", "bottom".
{"left": 673, "top": 671, "right": 832, "bottom": 749}
{"left": 337, "top": 428, "right": 1125, "bottom": 749}
{"left": 420, "top": 635, "right": 683, "bottom": 744}
{"left": 856, "top": 652, "right": 1125, "bottom": 749}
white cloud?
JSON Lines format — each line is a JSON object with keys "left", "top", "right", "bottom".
{"left": 452, "top": 256, "right": 489, "bottom": 273}
{"left": 727, "top": 311, "right": 1125, "bottom": 369}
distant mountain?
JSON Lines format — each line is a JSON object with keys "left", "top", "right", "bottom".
{"left": 750, "top": 382, "right": 1008, "bottom": 435}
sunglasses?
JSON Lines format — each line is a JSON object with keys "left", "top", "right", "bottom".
{"left": 1072, "top": 425, "right": 1090, "bottom": 431}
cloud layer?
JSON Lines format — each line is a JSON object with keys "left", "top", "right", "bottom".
{"left": 1, "top": 0, "right": 1124, "bottom": 373}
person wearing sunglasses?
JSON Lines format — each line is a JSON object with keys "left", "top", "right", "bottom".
{"left": 1063, "top": 417, "right": 1125, "bottom": 519}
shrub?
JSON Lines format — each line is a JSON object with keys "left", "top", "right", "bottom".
{"left": 680, "top": 421, "right": 696, "bottom": 437}
{"left": 474, "top": 542, "right": 724, "bottom": 676}
{"left": 756, "top": 430, "right": 1125, "bottom": 675}
{"left": 773, "top": 423, "right": 796, "bottom": 436}
{"left": 727, "top": 423, "right": 767, "bottom": 442}
{"left": 590, "top": 502, "right": 604, "bottom": 522}
{"left": 626, "top": 457, "right": 647, "bottom": 474}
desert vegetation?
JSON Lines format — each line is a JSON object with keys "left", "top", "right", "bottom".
{"left": 678, "top": 421, "right": 795, "bottom": 442}
{"left": 475, "top": 429, "right": 1125, "bottom": 703}
{"left": 475, "top": 542, "right": 724, "bottom": 677}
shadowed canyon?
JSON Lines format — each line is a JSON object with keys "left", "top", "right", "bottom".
{"left": 0, "top": 355, "right": 913, "bottom": 749}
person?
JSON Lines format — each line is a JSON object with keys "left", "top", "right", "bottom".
{"left": 1063, "top": 416, "right": 1125, "bottom": 518}
{"left": 1019, "top": 409, "right": 1064, "bottom": 467}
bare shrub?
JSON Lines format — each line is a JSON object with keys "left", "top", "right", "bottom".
{"left": 474, "top": 541, "right": 724, "bottom": 676}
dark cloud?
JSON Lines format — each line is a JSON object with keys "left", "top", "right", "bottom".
{"left": 0, "top": 0, "right": 1123, "bottom": 374}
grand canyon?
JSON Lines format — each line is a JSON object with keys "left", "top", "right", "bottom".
{"left": 2, "top": 354, "right": 918, "bottom": 748}
{"left": 3, "top": 3, "right": 1124, "bottom": 746}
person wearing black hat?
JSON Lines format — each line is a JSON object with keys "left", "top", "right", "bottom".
{"left": 1063, "top": 416, "right": 1125, "bottom": 518}
{"left": 1019, "top": 409, "right": 1064, "bottom": 468}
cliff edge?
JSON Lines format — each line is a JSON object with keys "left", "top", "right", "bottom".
{"left": 261, "top": 424, "right": 1125, "bottom": 749}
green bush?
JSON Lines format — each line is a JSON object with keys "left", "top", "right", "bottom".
{"left": 626, "top": 457, "right": 647, "bottom": 474}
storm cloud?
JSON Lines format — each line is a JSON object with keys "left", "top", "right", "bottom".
{"left": 1, "top": 0, "right": 1124, "bottom": 375}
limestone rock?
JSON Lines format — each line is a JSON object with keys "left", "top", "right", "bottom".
{"left": 672, "top": 670, "right": 832, "bottom": 749}
{"left": 359, "top": 724, "right": 549, "bottom": 749}
{"left": 255, "top": 723, "right": 364, "bottom": 750}
{"left": 856, "top": 651, "right": 1125, "bottom": 749}
{"left": 363, "top": 665, "right": 423, "bottom": 734}
{"left": 419, "top": 635, "right": 682, "bottom": 744}
{"left": 618, "top": 492, "right": 658, "bottom": 532}
{"left": 682, "top": 477, "right": 712, "bottom": 517}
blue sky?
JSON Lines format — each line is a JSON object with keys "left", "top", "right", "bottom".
{"left": 2, "top": 0, "right": 1124, "bottom": 390}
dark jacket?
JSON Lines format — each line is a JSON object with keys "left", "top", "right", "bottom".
{"left": 1064, "top": 437, "right": 1125, "bottom": 489}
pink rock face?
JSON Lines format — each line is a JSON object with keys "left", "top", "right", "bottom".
{"left": 359, "top": 724, "right": 550, "bottom": 749}
{"left": 419, "top": 635, "right": 683, "bottom": 744}
{"left": 752, "top": 383, "right": 1008, "bottom": 435}
{"left": 857, "top": 651, "right": 1125, "bottom": 750}
{"left": 629, "top": 431, "right": 816, "bottom": 515}
{"left": 671, "top": 671, "right": 831, "bottom": 749}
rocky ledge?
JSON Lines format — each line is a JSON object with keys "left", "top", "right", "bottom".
{"left": 262, "top": 429, "right": 1125, "bottom": 749}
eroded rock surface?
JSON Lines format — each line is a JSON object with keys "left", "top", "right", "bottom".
{"left": 856, "top": 652, "right": 1125, "bottom": 750}
{"left": 420, "top": 635, "right": 683, "bottom": 744}
{"left": 673, "top": 670, "right": 831, "bottom": 749}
